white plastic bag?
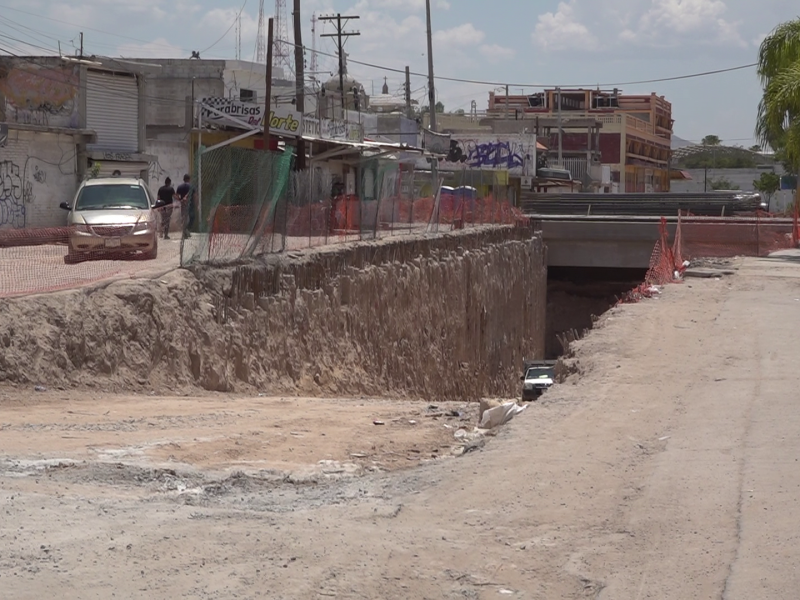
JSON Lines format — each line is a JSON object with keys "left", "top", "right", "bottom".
{"left": 479, "top": 401, "right": 527, "bottom": 429}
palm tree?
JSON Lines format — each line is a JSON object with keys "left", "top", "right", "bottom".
{"left": 756, "top": 19, "right": 800, "bottom": 172}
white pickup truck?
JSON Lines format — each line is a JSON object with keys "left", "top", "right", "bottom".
{"left": 521, "top": 360, "right": 557, "bottom": 401}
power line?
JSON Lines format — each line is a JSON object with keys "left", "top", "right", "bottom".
{"left": 0, "top": 4, "right": 196, "bottom": 54}
{"left": 0, "top": 3, "right": 758, "bottom": 90}
{"left": 199, "top": 0, "right": 247, "bottom": 55}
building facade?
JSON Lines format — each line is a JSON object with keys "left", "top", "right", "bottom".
{"left": 488, "top": 89, "right": 673, "bottom": 192}
{"left": 0, "top": 55, "right": 150, "bottom": 228}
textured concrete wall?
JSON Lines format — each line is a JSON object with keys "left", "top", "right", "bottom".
{"left": 0, "top": 227, "right": 547, "bottom": 401}
{"left": 145, "top": 139, "right": 190, "bottom": 196}
{"left": 0, "top": 58, "right": 79, "bottom": 128}
{"left": 0, "top": 127, "right": 78, "bottom": 229}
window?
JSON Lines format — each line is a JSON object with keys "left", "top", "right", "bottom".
{"left": 240, "top": 88, "right": 257, "bottom": 102}
{"left": 75, "top": 184, "right": 150, "bottom": 210}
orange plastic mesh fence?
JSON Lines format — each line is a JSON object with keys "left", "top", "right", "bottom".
{"left": 1, "top": 165, "right": 523, "bottom": 298}
{"left": 0, "top": 204, "right": 181, "bottom": 298}
{"left": 620, "top": 213, "right": 798, "bottom": 304}
{"left": 678, "top": 215, "right": 795, "bottom": 260}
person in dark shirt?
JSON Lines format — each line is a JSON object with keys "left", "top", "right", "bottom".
{"left": 176, "top": 174, "right": 194, "bottom": 239}
{"left": 155, "top": 177, "right": 175, "bottom": 239}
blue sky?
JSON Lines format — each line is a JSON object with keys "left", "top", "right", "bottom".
{"left": 1, "top": 0, "right": 798, "bottom": 146}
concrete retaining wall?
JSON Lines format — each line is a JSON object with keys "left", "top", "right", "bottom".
{"left": 0, "top": 227, "right": 547, "bottom": 401}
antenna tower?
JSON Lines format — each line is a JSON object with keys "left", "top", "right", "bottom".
{"left": 273, "top": 0, "right": 294, "bottom": 77}
{"left": 235, "top": 13, "right": 242, "bottom": 60}
{"left": 256, "top": 0, "right": 266, "bottom": 63}
{"left": 310, "top": 12, "right": 318, "bottom": 78}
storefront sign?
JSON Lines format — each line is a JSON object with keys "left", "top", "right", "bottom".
{"left": 322, "top": 119, "right": 363, "bottom": 142}
{"left": 200, "top": 98, "right": 303, "bottom": 137}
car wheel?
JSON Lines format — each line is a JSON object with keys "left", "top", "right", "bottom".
{"left": 64, "top": 250, "right": 86, "bottom": 264}
{"left": 142, "top": 238, "right": 158, "bottom": 260}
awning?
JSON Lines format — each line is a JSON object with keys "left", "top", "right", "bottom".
{"left": 302, "top": 135, "right": 426, "bottom": 162}
{"left": 670, "top": 170, "right": 693, "bottom": 180}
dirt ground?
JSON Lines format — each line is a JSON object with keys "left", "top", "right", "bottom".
{"left": 3, "top": 251, "right": 800, "bottom": 598}
{"left": 0, "top": 393, "right": 478, "bottom": 477}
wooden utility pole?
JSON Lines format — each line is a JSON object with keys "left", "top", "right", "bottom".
{"left": 425, "top": 0, "right": 436, "bottom": 131}
{"left": 293, "top": 0, "right": 306, "bottom": 169}
{"left": 405, "top": 66, "right": 412, "bottom": 119}
{"left": 320, "top": 13, "right": 360, "bottom": 118}
{"left": 263, "top": 18, "right": 274, "bottom": 150}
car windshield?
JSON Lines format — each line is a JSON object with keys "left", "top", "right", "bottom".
{"left": 75, "top": 184, "right": 149, "bottom": 210}
{"left": 525, "top": 367, "right": 554, "bottom": 380}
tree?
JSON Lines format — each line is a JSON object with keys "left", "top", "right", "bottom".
{"left": 453, "top": 108, "right": 465, "bottom": 116}
{"left": 749, "top": 144, "right": 762, "bottom": 153}
{"left": 679, "top": 150, "right": 757, "bottom": 169}
{"left": 753, "top": 171, "right": 781, "bottom": 203}
{"left": 702, "top": 134, "right": 722, "bottom": 146}
{"left": 435, "top": 100, "right": 445, "bottom": 113}
{"left": 756, "top": 19, "right": 800, "bottom": 173}
{"left": 708, "top": 177, "right": 740, "bottom": 190}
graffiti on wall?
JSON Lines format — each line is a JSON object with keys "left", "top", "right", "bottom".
{"left": 445, "top": 139, "right": 531, "bottom": 171}
{"left": 0, "top": 160, "right": 31, "bottom": 228}
{"left": 148, "top": 159, "right": 168, "bottom": 186}
{"left": 0, "top": 64, "right": 79, "bottom": 128}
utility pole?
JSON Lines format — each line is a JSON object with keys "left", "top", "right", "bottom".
{"left": 556, "top": 87, "right": 563, "bottom": 168}
{"left": 424, "top": 0, "right": 441, "bottom": 231}
{"left": 505, "top": 84, "right": 509, "bottom": 120}
{"left": 263, "top": 18, "right": 274, "bottom": 151}
{"left": 79, "top": 32, "right": 84, "bottom": 59}
{"left": 320, "top": 13, "right": 360, "bottom": 119}
{"left": 293, "top": 0, "right": 305, "bottom": 170}
{"left": 425, "top": 0, "right": 437, "bottom": 132}
{"left": 405, "top": 66, "right": 412, "bottom": 119}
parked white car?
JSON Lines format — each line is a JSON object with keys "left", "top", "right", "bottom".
{"left": 60, "top": 177, "right": 158, "bottom": 264}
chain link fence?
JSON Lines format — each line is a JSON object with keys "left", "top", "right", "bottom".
{"left": 0, "top": 145, "right": 525, "bottom": 297}
{"left": 179, "top": 146, "right": 524, "bottom": 266}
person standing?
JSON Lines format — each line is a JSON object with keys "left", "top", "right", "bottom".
{"left": 155, "top": 177, "right": 176, "bottom": 239}
{"left": 176, "top": 174, "right": 194, "bottom": 239}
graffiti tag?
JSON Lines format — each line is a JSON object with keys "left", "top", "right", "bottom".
{"left": 446, "top": 139, "right": 529, "bottom": 170}
{"left": 0, "top": 65, "right": 79, "bottom": 128}
{"left": 103, "top": 152, "right": 133, "bottom": 161}
{"left": 0, "top": 161, "right": 27, "bottom": 228}
{"left": 32, "top": 165, "right": 46, "bottom": 184}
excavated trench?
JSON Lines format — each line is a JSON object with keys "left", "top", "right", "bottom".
{"left": 545, "top": 266, "right": 648, "bottom": 359}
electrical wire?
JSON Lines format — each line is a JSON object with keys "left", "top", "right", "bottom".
{"left": 252, "top": 35, "right": 758, "bottom": 89}
{"left": 0, "top": 4, "right": 758, "bottom": 90}
{"left": 198, "top": 0, "right": 247, "bottom": 55}
{"left": 0, "top": 3, "right": 195, "bottom": 54}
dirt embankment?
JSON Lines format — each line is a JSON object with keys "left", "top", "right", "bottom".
{"left": 0, "top": 228, "right": 546, "bottom": 400}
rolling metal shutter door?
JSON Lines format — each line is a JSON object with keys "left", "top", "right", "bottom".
{"left": 86, "top": 71, "right": 139, "bottom": 152}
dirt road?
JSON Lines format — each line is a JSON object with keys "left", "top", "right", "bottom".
{"left": 2, "top": 252, "right": 800, "bottom": 598}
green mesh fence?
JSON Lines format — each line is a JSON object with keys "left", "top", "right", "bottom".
{"left": 180, "top": 145, "right": 294, "bottom": 266}
{"left": 180, "top": 144, "right": 522, "bottom": 265}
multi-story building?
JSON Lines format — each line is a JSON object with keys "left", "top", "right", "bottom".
{"left": 488, "top": 89, "right": 673, "bottom": 192}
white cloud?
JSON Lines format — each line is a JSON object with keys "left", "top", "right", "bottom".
{"left": 532, "top": 2, "right": 597, "bottom": 51}
{"left": 479, "top": 44, "right": 515, "bottom": 63}
{"left": 433, "top": 23, "right": 485, "bottom": 47}
{"left": 118, "top": 37, "right": 184, "bottom": 59}
{"left": 533, "top": 0, "right": 746, "bottom": 53}
{"left": 625, "top": 0, "right": 744, "bottom": 46}
{"left": 353, "top": 0, "right": 449, "bottom": 9}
